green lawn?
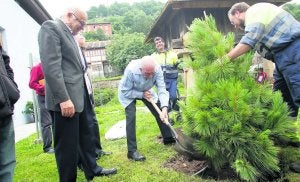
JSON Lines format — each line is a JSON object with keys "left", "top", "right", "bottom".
{"left": 14, "top": 97, "right": 300, "bottom": 181}
{"left": 14, "top": 99, "right": 206, "bottom": 182}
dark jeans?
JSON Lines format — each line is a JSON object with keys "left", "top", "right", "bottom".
{"left": 273, "top": 68, "right": 298, "bottom": 117}
{"left": 273, "top": 39, "right": 300, "bottom": 116}
{"left": 0, "top": 116, "right": 15, "bottom": 182}
{"left": 125, "top": 99, "right": 174, "bottom": 152}
{"left": 37, "top": 95, "right": 53, "bottom": 152}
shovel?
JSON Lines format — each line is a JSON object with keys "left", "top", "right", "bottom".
{"left": 149, "top": 99, "right": 205, "bottom": 160}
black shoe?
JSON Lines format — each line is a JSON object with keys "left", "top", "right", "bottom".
{"left": 127, "top": 151, "right": 146, "bottom": 161}
{"left": 163, "top": 138, "right": 176, "bottom": 145}
{"left": 96, "top": 150, "right": 112, "bottom": 159}
{"left": 44, "top": 148, "right": 54, "bottom": 154}
{"left": 95, "top": 168, "right": 117, "bottom": 176}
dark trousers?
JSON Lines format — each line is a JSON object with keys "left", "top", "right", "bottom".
{"left": 37, "top": 95, "right": 53, "bottom": 152}
{"left": 274, "top": 39, "right": 300, "bottom": 113}
{"left": 273, "top": 68, "right": 299, "bottom": 117}
{"left": 125, "top": 99, "right": 173, "bottom": 152}
{"left": 0, "top": 116, "right": 15, "bottom": 182}
{"left": 51, "top": 90, "right": 102, "bottom": 181}
{"left": 92, "top": 113, "right": 102, "bottom": 156}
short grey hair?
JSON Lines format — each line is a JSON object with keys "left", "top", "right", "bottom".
{"left": 228, "top": 2, "right": 250, "bottom": 16}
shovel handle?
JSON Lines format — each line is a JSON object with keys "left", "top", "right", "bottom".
{"left": 148, "top": 99, "right": 168, "bottom": 123}
{"left": 148, "top": 99, "right": 178, "bottom": 139}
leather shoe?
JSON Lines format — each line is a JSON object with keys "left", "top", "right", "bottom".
{"left": 95, "top": 168, "right": 117, "bottom": 176}
{"left": 96, "top": 150, "right": 112, "bottom": 159}
{"left": 127, "top": 151, "right": 146, "bottom": 161}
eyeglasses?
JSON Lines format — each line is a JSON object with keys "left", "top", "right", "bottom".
{"left": 72, "top": 13, "right": 86, "bottom": 27}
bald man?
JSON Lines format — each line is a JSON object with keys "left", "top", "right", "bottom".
{"left": 38, "top": 7, "right": 116, "bottom": 181}
{"left": 118, "top": 56, "right": 175, "bottom": 161}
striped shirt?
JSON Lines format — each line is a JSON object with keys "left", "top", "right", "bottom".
{"left": 118, "top": 59, "right": 169, "bottom": 108}
{"left": 240, "top": 3, "right": 300, "bottom": 52}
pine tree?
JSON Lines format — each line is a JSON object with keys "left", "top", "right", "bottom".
{"left": 180, "top": 15, "right": 299, "bottom": 181}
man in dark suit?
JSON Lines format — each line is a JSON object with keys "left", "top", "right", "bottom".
{"left": 38, "top": 7, "right": 117, "bottom": 181}
{"left": 76, "top": 35, "right": 112, "bottom": 159}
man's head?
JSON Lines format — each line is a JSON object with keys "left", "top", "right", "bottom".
{"left": 75, "top": 34, "right": 86, "bottom": 49}
{"left": 228, "top": 2, "right": 250, "bottom": 29}
{"left": 61, "top": 7, "right": 87, "bottom": 35}
{"left": 154, "top": 36, "right": 165, "bottom": 53}
{"left": 140, "top": 56, "right": 156, "bottom": 79}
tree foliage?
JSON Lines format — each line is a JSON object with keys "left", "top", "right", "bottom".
{"left": 83, "top": 28, "right": 107, "bottom": 41}
{"left": 181, "top": 16, "right": 300, "bottom": 181}
{"left": 87, "top": 0, "right": 164, "bottom": 35}
{"left": 106, "top": 33, "right": 155, "bottom": 72}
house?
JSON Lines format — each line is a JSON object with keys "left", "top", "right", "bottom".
{"left": 84, "top": 40, "right": 108, "bottom": 78}
{"left": 0, "top": 0, "right": 51, "bottom": 126}
{"left": 84, "top": 22, "right": 112, "bottom": 37}
{"left": 83, "top": 23, "right": 120, "bottom": 78}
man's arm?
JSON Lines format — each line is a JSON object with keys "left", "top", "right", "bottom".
{"left": 29, "top": 66, "right": 44, "bottom": 94}
{"left": 226, "top": 43, "right": 252, "bottom": 60}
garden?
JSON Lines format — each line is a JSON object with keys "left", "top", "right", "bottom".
{"left": 14, "top": 15, "right": 300, "bottom": 182}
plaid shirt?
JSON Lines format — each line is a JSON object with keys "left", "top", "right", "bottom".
{"left": 240, "top": 3, "right": 300, "bottom": 52}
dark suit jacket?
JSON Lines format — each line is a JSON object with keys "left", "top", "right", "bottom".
{"left": 38, "top": 19, "right": 85, "bottom": 112}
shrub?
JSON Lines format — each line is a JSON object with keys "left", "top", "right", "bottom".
{"left": 93, "top": 88, "right": 116, "bottom": 107}
{"left": 181, "top": 15, "right": 299, "bottom": 181}
{"left": 22, "top": 101, "right": 34, "bottom": 115}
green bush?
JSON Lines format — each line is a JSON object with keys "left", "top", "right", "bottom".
{"left": 93, "top": 88, "right": 116, "bottom": 107}
{"left": 181, "top": 16, "right": 299, "bottom": 181}
{"left": 22, "top": 101, "right": 34, "bottom": 115}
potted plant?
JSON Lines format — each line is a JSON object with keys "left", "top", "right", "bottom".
{"left": 22, "top": 101, "right": 35, "bottom": 124}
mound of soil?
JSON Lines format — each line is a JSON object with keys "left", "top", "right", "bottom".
{"left": 163, "top": 155, "right": 206, "bottom": 175}
{"left": 163, "top": 154, "right": 237, "bottom": 180}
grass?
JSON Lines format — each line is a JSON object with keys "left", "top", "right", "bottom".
{"left": 14, "top": 98, "right": 206, "bottom": 182}
{"left": 14, "top": 90, "right": 300, "bottom": 181}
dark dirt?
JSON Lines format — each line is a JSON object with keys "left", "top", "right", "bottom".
{"left": 163, "top": 154, "right": 237, "bottom": 180}
{"left": 158, "top": 128, "right": 237, "bottom": 180}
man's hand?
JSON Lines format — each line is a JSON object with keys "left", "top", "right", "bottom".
{"left": 143, "top": 90, "right": 152, "bottom": 101}
{"left": 160, "top": 107, "right": 168, "bottom": 123}
{"left": 60, "top": 99, "right": 75, "bottom": 117}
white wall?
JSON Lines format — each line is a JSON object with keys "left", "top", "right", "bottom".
{"left": 0, "top": 0, "right": 41, "bottom": 126}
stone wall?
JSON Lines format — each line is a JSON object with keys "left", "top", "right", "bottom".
{"left": 92, "top": 79, "right": 120, "bottom": 89}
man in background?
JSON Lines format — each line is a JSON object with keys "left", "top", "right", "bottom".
{"left": 29, "top": 62, "right": 54, "bottom": 154}
{"left": 76, "top": 34, "right": 112, "bottom": 159}
{"left": 152, "top": 37, "right": 180, "bottom": 113}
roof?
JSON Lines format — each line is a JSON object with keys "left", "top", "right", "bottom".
{"left": 15, "top": 0, "right": 52, "bottom": 25}
{"left": 146, "top": 0, "right": 289, "bottom": 42}
{"left": 85, "top": 40, "right": 111, "bottom": 49}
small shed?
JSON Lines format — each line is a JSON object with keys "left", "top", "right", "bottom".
{"left": 146, "top": 0, "right": 288, "bottom": 47}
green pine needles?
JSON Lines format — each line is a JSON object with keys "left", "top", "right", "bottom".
{"left": 180, "top": 15, "right": 299, "bottom": 181}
